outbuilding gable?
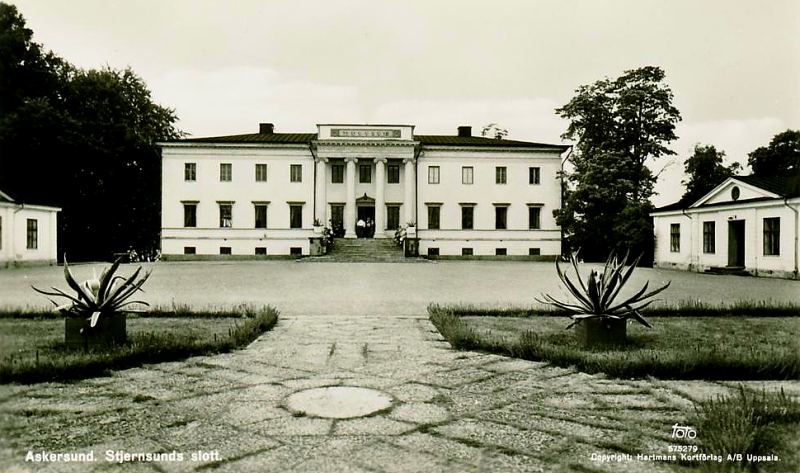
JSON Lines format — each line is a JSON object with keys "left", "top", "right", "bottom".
{"left": 691, "top": 177, "right": 780, "bottom": 208}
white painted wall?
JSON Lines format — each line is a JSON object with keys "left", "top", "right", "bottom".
{"left": 161, "top": 144, "right": 315, "bottom": 257}
{"left": 0, "top": 203, "right": 60, "bottom": 267}
{"left": 416, "top": 147, "right": 562, "bottom": 256}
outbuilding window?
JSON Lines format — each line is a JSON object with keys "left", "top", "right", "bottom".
{"left": 703, "top": 221, "right": 715, "bottom": 254}
{"left": 26, "top": 219, "right": 37, "bottom": 250}
{"left": 670, "top": 223, "right": 680, "bottom": 252}
{"left": 764, "top": 217, "right": 780, "bottom": 256}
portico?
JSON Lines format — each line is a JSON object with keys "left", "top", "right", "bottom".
{"left": 312, "top": 124, "right": 418, "bottom": 239}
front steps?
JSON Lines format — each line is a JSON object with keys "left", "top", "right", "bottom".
{"left": 704, "top": 266, "right": 752, "bottom": 276}
{"left": 302, "top": 238, "right": 422, "bottom": 263}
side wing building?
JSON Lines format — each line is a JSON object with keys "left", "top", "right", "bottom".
{"left": 651, "top": 175, "right": 800, "bottom": 279}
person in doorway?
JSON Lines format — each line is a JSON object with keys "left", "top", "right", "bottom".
{"left": 356, "top": 218, "right": 366, "bottom": 238}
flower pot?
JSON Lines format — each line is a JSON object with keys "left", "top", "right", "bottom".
{"left": 65, "top": 313, "right": 127, "bottom": 349}
{"left": 313, "top": 225, "right": 324, "bottom": 234}
{"left": 578, "top": 317, "right": 626, "bottom": 348}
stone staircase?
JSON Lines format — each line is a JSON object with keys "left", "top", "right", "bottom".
{"left": 303, "top": 238, "right": 421, "bottom": 263}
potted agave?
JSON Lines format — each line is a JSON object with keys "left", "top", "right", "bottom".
{"left": 537, "top": 252, "right": 670, "bottom": 347}
{"left": 33, "top": 256, "right": 151, "bottom": 349}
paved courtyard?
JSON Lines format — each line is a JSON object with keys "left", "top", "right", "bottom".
{"left": 0, "top": 261, "right": 798, "bottom": 472}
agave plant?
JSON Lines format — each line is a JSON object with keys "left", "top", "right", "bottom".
{"left": 33, "top": 256, "right": 151, "bottom": 328}
{"left": 537, "top": 252, "right": 670, "bottom": 329}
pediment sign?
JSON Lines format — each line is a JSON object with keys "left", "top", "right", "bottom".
{"left": 692, "top": 178, "right": 780, "bottom": 208}
{"left": 356, "top": 193, "right": 375, "bottom": 204}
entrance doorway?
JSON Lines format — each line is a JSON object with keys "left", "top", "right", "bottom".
{"left": 357, "top": 206, "right": 375, "bottom": 238}
{"left": 728, "top": 220, "right": 745, "bottom": 267}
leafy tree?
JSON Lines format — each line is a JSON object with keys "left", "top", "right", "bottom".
{"left": 0, "top": 3, "right": 182, "bottom": 261}
{"left": 747, "top": 130, "right": 800, "bottom": 177}
{"left": 681, "top": 144, "right": 741, "bottom": 204}
{"left": 480, "top": 123, "right": 508, "bottom": 140}
{"left": 555, "top": 66, "right": 681, "bottom": 261}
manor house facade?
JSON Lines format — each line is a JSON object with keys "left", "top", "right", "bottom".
{"left": 159, "top": 123, "right": 568, "bottom": 259}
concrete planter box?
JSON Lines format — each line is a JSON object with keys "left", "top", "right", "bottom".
{"left": 577, "top": 317, "right": 626, "bottom": 347}
{"left": 65, "top": 313, "right": 127, "bottom": 349}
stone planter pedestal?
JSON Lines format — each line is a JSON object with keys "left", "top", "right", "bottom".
{"left": 65, "top": 313, "right": 127, "bottom": 350}
{"left": 578, "top": 317, "right": 626, "bottom": 347}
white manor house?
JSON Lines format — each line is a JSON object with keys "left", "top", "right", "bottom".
{"left": 159, "top": 123, "right": 569, "bottom": 259}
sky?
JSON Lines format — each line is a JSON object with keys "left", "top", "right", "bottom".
{"left": 12, "top": 0, "right": 800, "bottom": 205}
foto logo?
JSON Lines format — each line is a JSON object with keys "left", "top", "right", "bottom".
{"left": 671, "top": 423, "right": 697, "bottom": 439}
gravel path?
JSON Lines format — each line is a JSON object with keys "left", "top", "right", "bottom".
{"left": 2, "top": 315, "right": 798, "bottom": 473}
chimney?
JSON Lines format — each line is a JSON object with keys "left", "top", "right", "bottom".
{"left": 259, "top": 123, "right": 274, "bottom": 134}
{"left": 457, "top": 126, "right": 472, "bottom": 137}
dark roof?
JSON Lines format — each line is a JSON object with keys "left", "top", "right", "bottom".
{"left": 0, "top": 187, "right": 60, "bottom": 208}
{"left": 416, "top": 135, "right": 569, "bottom": 150}
{"left": 176, "top": 133, "right": 316, "bottom": 144}
{"left": 168, "top": 132, "right": 569, "bottom": 151}
{"left": 652, "top": 174, "right": 800, "bottom": 213}
{"left": 735, "top": 174, "right": 800, "bottom": 197}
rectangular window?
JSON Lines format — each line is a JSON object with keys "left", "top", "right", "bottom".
{"left": 219, "top": 203, "right": 232, "bottom": 228}
{"left": 388, "top": 164, "right": 400, "bottom": 184}
{"left": 462, "top": 166, "right": 474, "bottom": 185}
{"left": 495, "top": 206, "right": 508, "bottom": 230}
{"left": 462, "top": 248, "right": 473, "bottom": 256}
{"left": 183, "top": 246, "right": 196, "bottom": 255}
{"left": 183, "top": 203, "right": 197, "bottom": 228}
{"left": 528, "top": 207, "right": 541, "bottom": 230}
{"left": 220, "top": 163, "right": 232, "bottom": 182}
{"left": 290, "top": 247, "right": 302, "bottom": 256}
{"left": 185, "top": 163, "right": 196, "bottom": 181}
{"left": 461, "top": 206, "right": 474, "bottom": 230}
{"left": 359, "top": 164, "right": 372, "bottom": 183}
{"left": 529, "top": 248, "right": 541, "bottom": 256}
{"left": 220, "top": 247, "right": 231, "bottom": 255}
{"left": 427, "top": 247, "right": 440, "bottom": 256}
{"left": 495, "top": 166, "right": 507, "bottom": 184}
{"left": 290, "top": 204, "right": 303, "bottom": 229}
{"left": 387, "top": 206, "right": 400, "bottom": 230}
{"left": 255, "top": 204, "right": 268, "bottom": 229}
{"left": 427, "top": 206, "right": 440, "bottom": 230}
{"left": 428, "top": 166, "right": 440, "bottom": 184}
{"left": 26, "top": 219, "right": 37, "bottom": 249}
{"left": 255, "top": 247, "right": 267, "bottom": 255}
{"left": 255, "top": 164, "right": 268, "bottom": 182}
{"left": 332, "top": 164, "right": 344, "bottom": 183}
{"left": 670, "top": 223, "right": 680, "bottom": 253}
{"left": 496, "top": 248, "right": 507, "bottom": 256}
{"left": 703, "top": 221, "right": 715, "bottom": 254}
{"left": 529, "top": 167, "right": 540, "bottom": 185}
{"left": 290, "top": 164, "right": 302, "bottom": 183}
{"left": 764, "top": 217, "right": 780, "bottom": 256}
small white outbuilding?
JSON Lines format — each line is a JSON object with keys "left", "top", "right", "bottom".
{"left": 0, "top": 189, "right": 61, "bottom": 268}
{"left": 650, "top": 175, "right": 800, "bottom": 279}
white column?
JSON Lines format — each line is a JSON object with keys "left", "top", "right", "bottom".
{"left": 314, "top": 157, "right": 328, "bottom": 225}
{"left": 403, "top": 157, "right": 416, "bottom": 225}
{"left": 345, "top": 157, "right": 357, "bottom": 238}
{"left": 374, "top": 158, "right": 387, "bottom": 238}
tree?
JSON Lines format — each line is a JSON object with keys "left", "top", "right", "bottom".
{"left": 0, "top": 3, "right": 182, "bottom": 261}
{"left": 480, "top": 123, "right": 508, "bottom": 140}
{"left": 681, "top": 144, "right": 741, "bottom": 204}
{"left": 555, "top": 66, "right": 682, "bottom": 261}
{"left": 747, "top": 130, "right": 800, "bottom": 177}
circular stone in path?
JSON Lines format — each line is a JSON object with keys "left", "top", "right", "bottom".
{"left": 285, "top": 386, "right": 393, "bottom": 419}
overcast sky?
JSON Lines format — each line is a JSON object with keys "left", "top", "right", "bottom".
{"left": 13, "top": 0, "right": 800, "bottom": 205}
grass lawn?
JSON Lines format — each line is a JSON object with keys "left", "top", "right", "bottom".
{"left": 0, "top": 306, "right": 279, "bottom": 384}
{"left": 429, "top": 306, "right": 800, "bottom": 381}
